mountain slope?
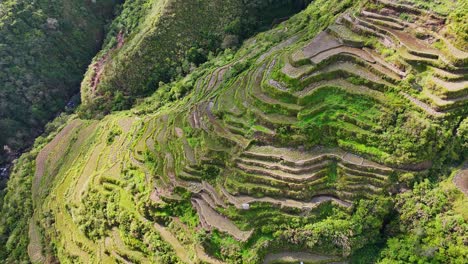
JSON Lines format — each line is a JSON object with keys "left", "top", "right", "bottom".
{"left": 0, "top": 0, "right": 467, "bottom": 263}
{"left": 79, "top": 0, "right": 313, "bottom": 117}
{"left": 0, "top": 0, "right": 117, "bottom": 164}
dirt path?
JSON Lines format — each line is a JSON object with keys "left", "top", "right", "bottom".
{"left": 153, "top": 222, "right": 193, "bottom": 264}
{"left": 453, "top": 164, "right": 468, "bottom": 196}
{"left": 28, "top": 219, "right": 45, "bottom": 263}
{"left": 263, "top": 252, "right": 344, "bottom": 264}
{"left": 193, "top": 198, "right": 253, "bottom": 241}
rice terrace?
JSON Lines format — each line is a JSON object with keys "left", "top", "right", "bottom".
{"left": 0, "top": 0, "right": 467, "bottom": 263}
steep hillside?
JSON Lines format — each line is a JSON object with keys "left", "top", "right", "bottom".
{"left": 0, "top": 0, "right": 117, "bottom": 164}
{"left": 0, "top": 0, "right": 467, "bottom": 263}
{"left": 79, "top": 0, "right": 312, "bottom": 116}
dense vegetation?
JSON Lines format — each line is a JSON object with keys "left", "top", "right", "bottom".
{"left": 79, "top": 0, "right": 313, "bottom": 117}
{"left": 0, "top": 0, "right": 117, "bottom": 164}
{"left": 0, "top": 0, "right": 467, "bottom": 263}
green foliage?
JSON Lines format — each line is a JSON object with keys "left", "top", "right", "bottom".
{"left": 201, "top": 165, "right": 221, "bottom": 182}
{"left": 279, "top": 197, "right": 392, "bottom": 257}
{"left": 447, "top": 0, "right": 468, "bottom": 49}
{"left": 80, "top": 0, "right": 315, "bottom": 116}
{"left": 0, "top": 0, "right": 116, "bottom": 162}
{"left": 379, "top": 180, "right": 468, "bottom": 263}
{"left": 76, "top": 188, "right": 119, "bottom": 240}
{"left": 0, "top": 153, "right": 34, "bottom": 262}
{"left": 106, "top": 126, "right": 122, "bottom": 145}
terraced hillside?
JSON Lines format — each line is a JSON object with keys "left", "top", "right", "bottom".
{"left": 0, "top": 0, "right": 467, "bottom": 263}
{"left": 79, "top": 0, "right": 313, "bottom": 116}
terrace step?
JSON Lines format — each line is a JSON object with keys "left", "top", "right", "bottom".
{"left": 341, "top": 172, "right": 387, "bottom": 188}
{"left": 225, "top": 177, "right": 303, "bottom": 200}
{"left": 422, "top": 89, "right": 468, "bottom": 110}
{"left": 268, "top": 79, "right": 289, "bottom": 91}
{"left": 360, "top": 10, "right": 406, "bottom": 28}
{"left": 203, "top": 101, "right": 250, "bottom": 147}
{"left": 431, "top": 67, "right": 467, "bottom": 81}
{"left": 235, "top": 162, "right": 329, "bottom": 183}
{"left": 364, "top": 48, "right": 406, "bottom": 78}
{"left": 362, "top": 16, "right": 405, "bottom": 30}
{"left": 202, "top": 181, "right": 227, "bottom": 208}
{"left": 243, "top": 145, "right": 393, "bottom": 174}
{"left": 343, "top": 182, "right": 383, "bottom": 193}
{"left": 430, "top": 77, "right": 468, "bottom": 93}
{"left": 327, "top": 24, "right": 365, "bottom": 47}
{"left": 436, "top": 34, "right": 468, "bottom": 62}
{"left": 338, "top": 164, "right": 388, "bottom": 181}
{"left": 359, "top": 16, "right": 442, "bottom": 60}
{"left": 292, "top": 31, "right": 342, "bottom": 64}
{"left": 257, "top": 35, "right": 299, "bottom": 63}
{"left": 178, "top": 170, "right": 202, "bottom": 182}
{"left": 236, "top": 157, "right": 331, "bottom": 174}
{"left": 295, "top": 78, "right": 387, "bottom": 104}
{"left": 220, "top": 186, "right": 351, "bottom": 209}
{"left": 400, "top": 92, "right": 444, "bottom": 117}
{"left": 377, "top": 0, "right": 446, "bottom": 20}
{"left": 234, "top": 170, "right": 328, "bottom": 191}
{"left": 299, "top": 61, "right": 392, "bottom": 90}
{"left": 399, "top": 49, "right": 441, "bottom": 66}
{"left": 309, "top": 46, "right": 376, "bottom": 65}
{"left": 224, "top": 123, "right": 248, "bottom": 137}
{"left": 249, "top": 107, "right": 297, "bottom": 126}
{"left": 282, "top": 60, "right": 314, "bottom": 79}
{"left": 192, "top": 198, "right": 253, "bottom": 241}
{"left": 252, "top": 80, "right": 302, "bottom": 114}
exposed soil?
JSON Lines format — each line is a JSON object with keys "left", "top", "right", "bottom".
{"left": 263, "top": 252, "right": 344, "bottom": 264}
{"left": 34, "top": 120, "right": 82, "bottom": 196}
{"left": 193, "top": 198, "right": 253, "bottom": 241}
{"left": 453, "top": 165, "right": 468, "bottom": 196}
{"left": 90, "top": 31, "right": 125, "bottom": 94}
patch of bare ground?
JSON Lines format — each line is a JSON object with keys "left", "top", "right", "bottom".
{"left": 431, "top": 77, "right": 468, "bottom": 92}
{"left": 243, "top": 145, "right": 393, "bottom": 173}
{"left": 220, "top": 186, "right": 351, "bottom": 210}
{"left": 263, "top": 252, "right": 344, "bottom": 264}
{"left": 300, "top": 31, "right": 342, "bottom": 60}
{"left": 34, "top": 119, "right": 82, "bottom": 196}
{"left": 193, "top": 198, "right": 253, "bottom": 241}
{"left": 153, "top": 222, "right": 193, "bottom": 264}
{"left": 309, "top": 46, "right": 375, "bottom": 64}
{"left": 453, "top": 164, "right": 468, "bottom": 196}
{"left": 89, "top": 31, "right": 125, "bottom": 94}
{"left": 28, "top": 220, "right": 45, "bottom": 263}
{"left": 400, "top": 92, "right": 444, "bottom": 117}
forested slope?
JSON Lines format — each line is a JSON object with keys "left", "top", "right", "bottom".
{"left": 0, "top": 0, "right": 467, "bottom": 263}
{"left": 0, "top": 0, "right": 117, "bottom": 164}
{"left": 79, "top": 0, "right": 312, "bottom": 116}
